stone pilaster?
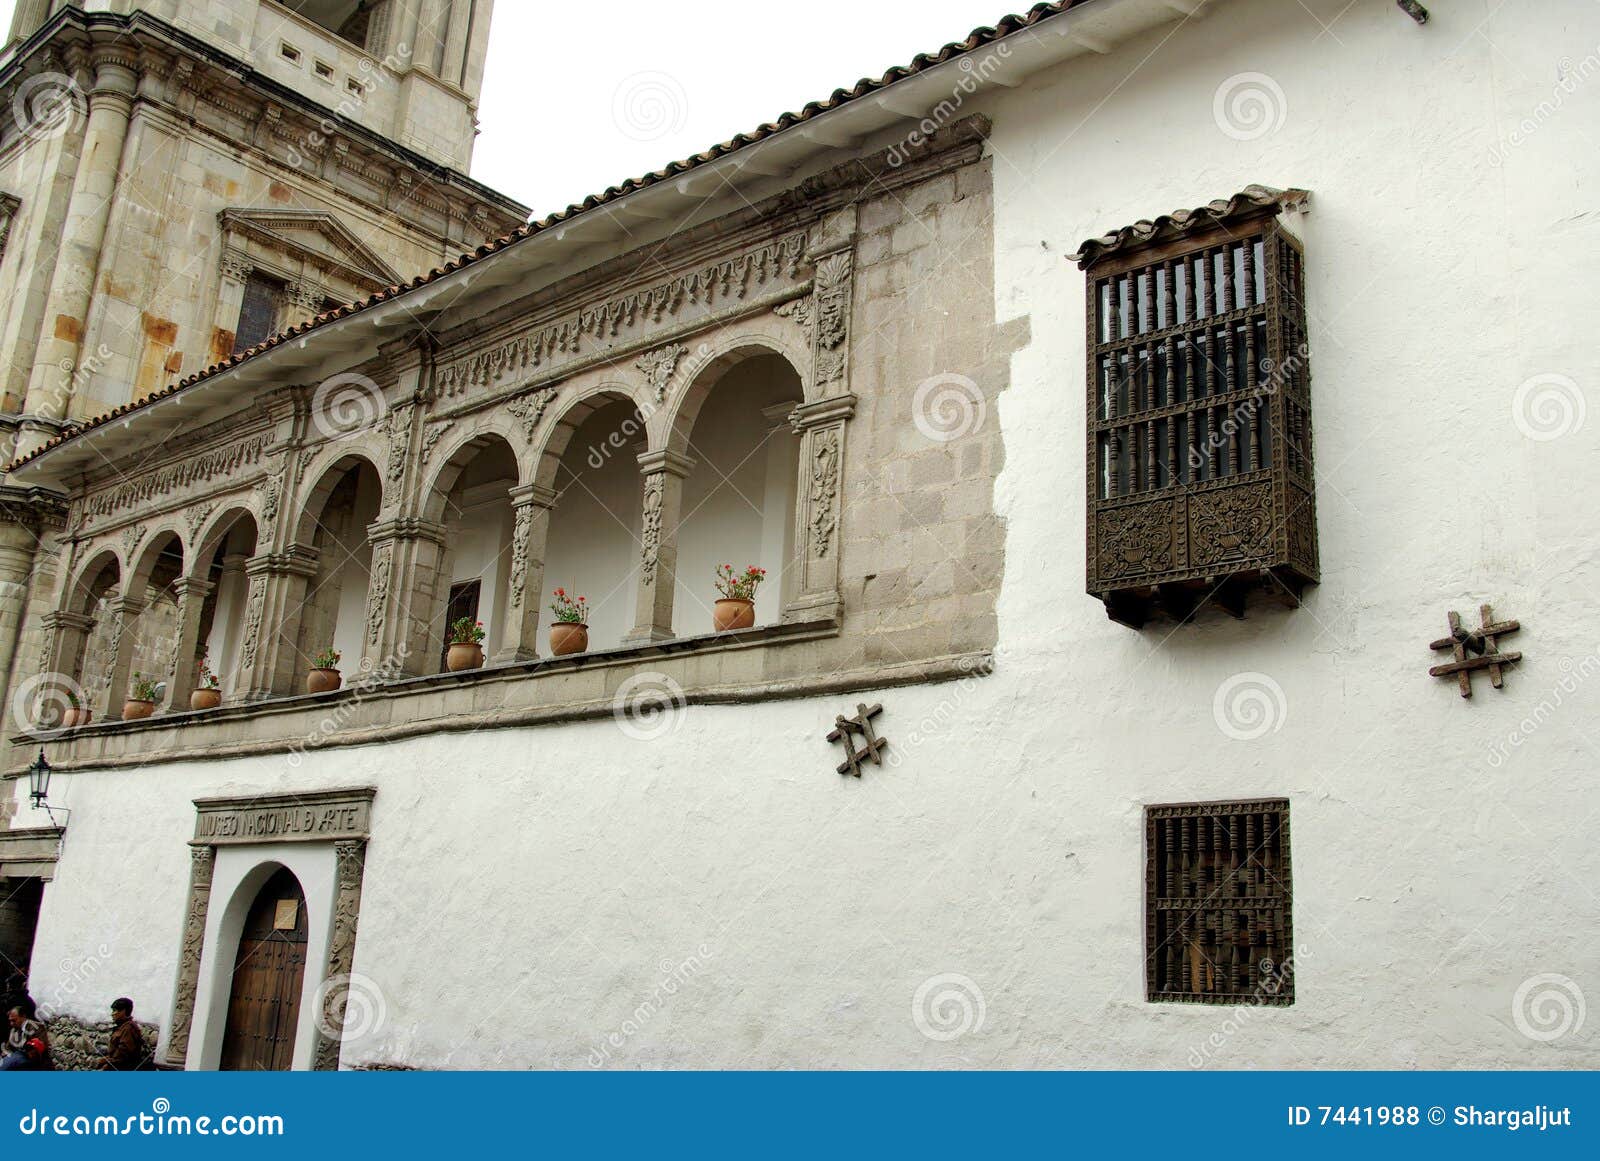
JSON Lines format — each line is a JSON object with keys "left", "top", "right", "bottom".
{"left": 785, "top": 394, "right": 856, "bottom": 623}
{"left": 95, "top": 594, "right": 143, "bottom": 719}
{"left": 212, "top": 250, "right": 252, "bottom": 355}
{"left": 162, "top": 576, "right": 215, "bottom": 712}
{"left": 312, "top": 838, "right": 369, "bottom": 1071}
{"left": 166, "top": 845, "right": 214, "bottom": 1066}
{"left": 240, "top": 547, "right": 319, "bottom": 700}
{"left": 624, "top": 448, "right": 695, "bottom": 644}
{"left": 497, "top": 483, "right": 557, "bottom": 662}
{"left": 18, "top": 49, "right": 140, "bottom": 449}
{"left": 365, "top": 517, "right": 446, "bottom": 676}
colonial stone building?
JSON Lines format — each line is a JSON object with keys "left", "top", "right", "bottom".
{"left": 0, "top": 0, "right": 1596, "bottom": 1070}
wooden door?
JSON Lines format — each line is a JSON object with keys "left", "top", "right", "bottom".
{"left": 218, "top": 867, "right": 308, "bottom": 1071}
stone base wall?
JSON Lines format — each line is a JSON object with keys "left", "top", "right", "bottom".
{"left": 45, "top": 1014, "right": 159, "bottom": 1071}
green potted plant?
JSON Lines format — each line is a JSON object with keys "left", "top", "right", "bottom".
{"left": 446, "top": 616, "right": 486, "bottom": 671}
{"left": 713, "top": 564, "right": 766, "bottom": 631}
{"left": 191, "top": 648, "right": 222, "bottom": 711}
{"left": 308, "top": 647, "right": 342, "bottom": 694}
{"left": 123, "top": 672, "right": 159, "bottom": 720}
{"left": 548, "top": 588, "right": 588, "bottom": 656}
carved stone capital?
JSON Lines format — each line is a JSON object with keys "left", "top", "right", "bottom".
{"left": 366, "top": 516, "right": 446, "bottom": 546}
{"left": 789, "top": 393, "right": 857, "bottom": 432}
{"left": 244, "top": 545, "right": 320, "bottom": 579}
{"left": 509, "top": 483, "right": 558, "bottom": 510}
{"left": 636, "top": 448, "right": 697, "bottom": 479}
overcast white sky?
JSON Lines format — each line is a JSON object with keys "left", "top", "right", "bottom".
{"left": 473, "top": 1, "right": 1011, "bottom": 214}
{"left": 0, "top": 0, "right": 1014, "bottom": 215}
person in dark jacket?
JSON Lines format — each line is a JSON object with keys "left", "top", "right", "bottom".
{"left": 100, "top": 998, "right": 147, "bottom": 1071}
{"left": 1, "top": 1006, "right": 49, "bottom": 1070}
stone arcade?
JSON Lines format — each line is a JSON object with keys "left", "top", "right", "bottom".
{"left": 0, "top": 0, "right": 1595, "bottom": 1070}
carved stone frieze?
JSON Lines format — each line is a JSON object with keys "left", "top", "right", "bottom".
{"left": 81, "top": 433, "right": 271, "bottom": 520}
{"left": 433, "top": 231, "right": 807, "bottom": 399}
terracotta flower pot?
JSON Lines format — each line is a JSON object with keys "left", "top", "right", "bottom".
{"left": 61, "top": 707, "right": 83, "bottom": 728}
{"left": 713, "top": 598, "right": 755, "bottom": 632}
{"left": 307, "top": 668, "right": 342, "bottom": 694}
{"left": 122, "top": 698, "right": 156, "bottom": 721}
{"left": 549, "top": 622, "right": 588, "bottom": 657}
{"left": 447, "top": 642, "right": 484, "bottom": 672}
{"left": 191, "top": 688, "right": 221, "bottom": 711}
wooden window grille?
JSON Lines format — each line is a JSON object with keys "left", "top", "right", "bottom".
{"left": 1145, "top": 799, "right": 1293, "bottom": 1005}
{"left": 1074, "top": 186, "right": 1318, "bottom": 628}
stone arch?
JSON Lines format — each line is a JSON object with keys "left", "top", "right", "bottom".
{"left": 668, "top": 344, "right": 807, "bottom": 634}
{"left": 291, "top": 452, "right": 384, "bottom": 678}
{"left": 418, "top": 431, "right": 520, "bottom": 667}
{"left": 537, "top": 386, "right": 648, "bottom": 649}
{"left": 529, "top": 382, "right": 648, "bottom": 495}
{"left": 65, "top": 547, "right": 122, "bottom": 617}
{"left": 194, "top": 502, "right": 261, "bottom": 566}
{"left": 194, "top": 509, "right": 262, "bottom": 696}
{"left": 125, "top": 526, "right": 186, "bottom": 602}
{"left": 290, "top": 448, "right": 386, "bottom": 547}
{"left": 427, "top": 411, "right": 527, "bottom": 490}
{"left": 658, "top": 331, "right": 810, "bottom": 457}
{"left": 420, "top": 429, "right": 522, "bottom": 525}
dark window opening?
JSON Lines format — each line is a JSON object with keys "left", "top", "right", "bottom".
{"left": 233, "top": 272, "right": 283, "bottom": 353}
{"left": 440, "top": 579, "right": 480, "bottom": 671}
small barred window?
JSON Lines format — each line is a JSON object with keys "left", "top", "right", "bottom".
{"left": 1074, "top": 186, "right": 1318, "bottom": 627}
{"left": 1145, "top": 799, "right": 1293, "bottom": 1005}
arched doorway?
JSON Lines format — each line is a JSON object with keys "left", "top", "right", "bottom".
{"left": 218, "top": 867, "right": 308, "bottom": 1071}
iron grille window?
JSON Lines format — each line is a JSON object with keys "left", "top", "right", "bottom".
{"left": 1074, "top": 186, "right": 1318, "bottom": 627}
{"left": 234, "top": 272, "right": 284, "bottom": 353}
{"left": 1145, "top": 799, "right": 1293, "bottom": 1005}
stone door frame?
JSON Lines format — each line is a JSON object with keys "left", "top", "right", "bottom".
{"left": 166, "top": 787, "right": 375, "bottom": 1070}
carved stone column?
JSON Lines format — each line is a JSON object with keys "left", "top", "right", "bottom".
{"left": 95, "top": 594, "right": 143, "bottom": 719}
{"left": 39, "top": 609, "right": 91, "bottom": 685}
{"left": 498, "top": 483, "right": 557, "bottom": 663}
{"left": 312, "top": 838, "right": 369, "bottom": 1071}
{"left": 162, "top": 577, "right": 215, "bottom": 712}
{"left": 624, "top": 449, "right": 695, "bottom": 645}
{"left": 240, "top": 547, "right": 319, "bottom": 700}
{"left": 785, "top": 395, "right": 856, "bottom": 623}
{"left": 166, "top": 845, "right": 214, "bottom": 1066}
{"left": 18, "top": 50, "right": 140, "bottom": 450}
{"left": 366, "top": 517, "right": 446, "bottom": 677}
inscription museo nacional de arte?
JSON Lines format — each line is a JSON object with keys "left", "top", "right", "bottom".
{"left": 192, "top": 789, "right": 374, "bottom": 846}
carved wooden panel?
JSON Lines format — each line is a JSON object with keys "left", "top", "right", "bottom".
{"left": 1079, "top": 194, "right": 1318, "bottom": 627}
{"left": 1145, "top": 800, "right": 1293, "bottom": 1006}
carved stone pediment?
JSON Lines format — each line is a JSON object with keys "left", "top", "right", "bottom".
{"left": 219, "top": 208, "right": 401, "bottom": 291}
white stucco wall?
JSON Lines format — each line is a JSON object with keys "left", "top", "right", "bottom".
{"left": 14, "top": 0, "right": 1600, "bottom": 1070}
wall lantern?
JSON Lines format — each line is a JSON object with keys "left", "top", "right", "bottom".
{"left": 27, "top": 749, "right": 51, "bottom": 808}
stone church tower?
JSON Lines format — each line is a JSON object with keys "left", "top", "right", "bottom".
{"left": 0, "top": 0, "right": 526, "bottom": 738}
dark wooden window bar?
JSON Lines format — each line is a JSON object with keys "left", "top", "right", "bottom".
{"left": 1075, "top": 187, "right": 1318, "bottom": 627}
{"left": 1145, "top": 799, "right": 1294, "bottom": 1005}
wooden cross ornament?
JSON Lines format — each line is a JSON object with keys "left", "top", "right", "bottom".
{"left": 827, "top": 703, "right": 888, "bottom": 777}
{"left": 1429, "top": 604, "right": 1522, "bottom": 698}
